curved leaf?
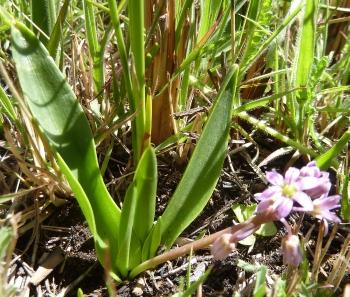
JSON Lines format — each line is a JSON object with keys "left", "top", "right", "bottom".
{"left": 160, "top": 65, "right": 239, "bottom": 247}
{"left": 11, "top": 23, "right": 120, "bottom": 268}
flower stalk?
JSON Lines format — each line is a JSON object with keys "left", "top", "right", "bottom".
{"left": 130, "top": 161, "right": 341, "bottom": 278}
{"left": 130, "top": 209, "right": 278, "bottom": 278}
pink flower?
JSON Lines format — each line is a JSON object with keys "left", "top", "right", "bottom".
{"left": 299, "top": 162, "right": 331, "bottom": 199}
{"left": 282, "top": 234, "right": 302, "bottom": 267}
{"left": 255, "top": 167, "right": 313, "bottom": 219}
{"left": 211, "top": 220, "right": 259, "bottom": 260}
{"left": 310, "top": 195, "right": 341, "bottom": 235}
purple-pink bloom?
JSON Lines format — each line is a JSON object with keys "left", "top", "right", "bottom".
{"left": 299, "top": 161, "right": 331, "bottom": 199}
{"left": 255, "top": 167, "right": 313, "bottom": 219}
{"left": 310, "top": 195, "right": 341, "bottom": 235}
{"left": 282, "top": 234, "right": 302, "bottom": 267}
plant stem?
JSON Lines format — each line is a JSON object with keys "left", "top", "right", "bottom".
{"left": 130, "top": 211, "right": 274, "bottom": 278}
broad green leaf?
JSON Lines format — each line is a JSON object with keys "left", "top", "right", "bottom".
{"left": 11, "top": 22, "right": 120, "bottom": 270}
{"left": 160, "top": 65, "right": 239, "bottom": 247}
{"left": 133, "top": 146, "right": 157, "bottom": 243}
{"left": 255, "top": 222, "right": 277, "bottom": 237}
{"left": 0, "top": 226, "right": 11, "bottom": 259}
{"left": 117, "top": 146, "right": 157, "bottom": 273}
{"left": 117, "top": 183, "right": 138, "bottom": 277}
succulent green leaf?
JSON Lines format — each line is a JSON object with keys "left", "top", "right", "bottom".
{"left": 133, "top": 146, "right": 157, "bottom": 243}
{"left": 11, "top": 23, "right": 120, "bottom": 270}
{"left": 160, "top": 65, "right": 239, "bottom": 247}
{"left": 117, "top": 183, "right": 138, "bottom": 277}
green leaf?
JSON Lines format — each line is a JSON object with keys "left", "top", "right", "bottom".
{"left": 47, "top": 0, "right": 70, "bottom": 60}
{"left": 83, "top": 0, "right": 103, "bottom": 94}
{"left": 11, "top": 22, "right": 121, "bottom": 271}
{"left": 133, "top": 146, "right": 157, "bottom": 243}
{"left": 295, "top": 0, "right": 318, "bottom": 101}
{"left": 141, "top": 218, "right": 162, "bottom": 261}
{"left": 239, "top": 234, "right": 256, "bottom": 246}
{"left": 173, "top": 267, "right": 212, "bottom": 297}
{"left": 31, "top": 0, "right": 56, "bottom": 44}
{"left": 273, "top": 278, "right": 287, "bottom": 297}
{"left": 316, "top": 129, "right": 349, "bottom": 169}
{"left": 160, "top": 65, "right": 239, "bottom": 247}
{"left": 0, "top": 86, "right": 17, "bottom": 121}
{"left": 77, "top": 288, "right": 84, "bottom": 297}
{"left": 117, "top": 183, "right": 138, "bottom": 277}
{"left": 232, "top": 203, "right": 256, "bottom": 222}
{"left": 253, "top": 265, "right": 267, "bottom": 297}
{"left": 255, "top": 222, "right": 277, "bottom": 237}
{"left": 232, "top": 203, "right": 277, "bottom": 237}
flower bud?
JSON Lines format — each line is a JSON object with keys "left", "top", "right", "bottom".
{"left": 211, "top": 234, "right": 236, "bottom": 260}
{"left": 282, "top": 234, "right": 302, "bottom": 267}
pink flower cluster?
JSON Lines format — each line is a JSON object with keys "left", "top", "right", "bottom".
{"left": 211, "top": 162, "right": 341, "bottom": 266}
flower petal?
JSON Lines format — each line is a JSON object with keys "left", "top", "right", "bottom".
{"left": 254, "top": 186, "right": 281, "bottom": 201}
{"left": 266, "top": 170, "right": 284, "bottom": 186}
{"left": 316, "top": 195, "right": 341, "bottom": 210}
{"left": 297, "top": 176, "right": 323, "bottom": 190}
{"left": 292, "top": 191, "right": 313, "bottom": 211}
{"left": 285, "top": 167, "right": 300, "bottom": 184}
{"left": 274, "top": 198, "right": 293, "bottom": 218}
{"left": 256, "top": 198, "right": 274, "bottom": 213}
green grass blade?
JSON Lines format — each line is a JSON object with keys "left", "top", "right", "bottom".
{"left": 160, "top": 65, "right": 239, "bottom": 247}
{"left": 47, "top": 0, "right": 69, "bottom": 60}
{"left": 240, "top": 2, "right": 303, "bottom": 73}
{"left": 340, "top": 166, "right": 350, "bottom": 221}
{"left": 293, "top": 0, "right": 319, "bottom": 140}
{"left": 197, "top": 0, "right": 221, "bottom": 42}
{"left": 0, "top": 86, "right": 17, "bottom": 121}
{"left": 129, "top": 0, "right": 146, "bottom": 163}
{"left": 240, "top": 0, "right": 273, "bottom": 70}
{"left": 295, "top": 0, "right": 318, "bottom": 101}
{"left": 11, "top": 22, "right": 121, "bottom": 269}
{"left": 31, "top": 0, "right": 56, "bottom": 44}
{"left": 316, "top": 129, "right": 350, "bottom": 169}
{"left": 233, "top": 89, "right": 298, "bottom": 114}
{"left": 237, "top": 111, "right": 318, "bottom": 157}
{"left": 83, "top": 0, "right": 103, "bottom": 94}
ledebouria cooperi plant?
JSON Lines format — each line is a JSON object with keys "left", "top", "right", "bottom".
{"left": 130, "top": 162, "right": 341, "bottom": 277}
{"left": 211, "top": 161, "right": 341, "bottom": 266}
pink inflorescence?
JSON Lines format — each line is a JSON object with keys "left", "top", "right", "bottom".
{"left": 211, "top": 161, "right": 341, "bottom": 266}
